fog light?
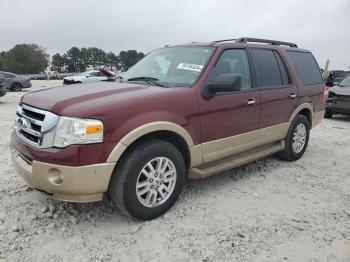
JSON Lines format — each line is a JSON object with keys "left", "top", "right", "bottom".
{"left": 47, "top": 169, "right": 63, "bottom": 185}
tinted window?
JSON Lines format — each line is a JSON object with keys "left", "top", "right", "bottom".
{"left": 210, "top": 49, "right": 251, "bottom": 90}
{"left": 274, "top": 52, "right": 291, "bottom": 86}
{"left": 287, "top": 51, "right": 323, "bottom": 85}
{"left": 252, "top": 49, "right": 283, "bottom": 87}
{"left": 2, "top": 73, "right": 15, "bottom": 78}
{"left": 96, "top": 71, "right": 106, "bottom": 77}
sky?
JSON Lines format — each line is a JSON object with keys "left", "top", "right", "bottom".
{"left": 0, "top": 0, "right": 349, "bottom": 70}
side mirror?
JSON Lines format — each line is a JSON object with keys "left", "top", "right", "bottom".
{"left": 203, "top": 74, "right": 241, "bottom": 97}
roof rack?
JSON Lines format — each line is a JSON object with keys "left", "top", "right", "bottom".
{"left": 235, "top": 37, "right": 298, "bottom": 48}
{"left": 211, "top": 38, "right": 237, "bottom": 43}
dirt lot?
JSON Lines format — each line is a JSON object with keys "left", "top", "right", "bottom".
{"left": 0, "top": 80, "right": 349, "bottom": 262}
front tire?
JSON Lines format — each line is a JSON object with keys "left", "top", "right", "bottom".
{"left": 109, "top": 139, "right": 186, "bottom": 220}
{"left": 277, "top": 114, "right": 310, "bottom": 161}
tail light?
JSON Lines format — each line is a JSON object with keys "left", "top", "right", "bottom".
{"left": 0, "top": 74, "right": 4, "bottom": 81}
{"left": 321, "top": 85, "right": 329, "bottom": 104}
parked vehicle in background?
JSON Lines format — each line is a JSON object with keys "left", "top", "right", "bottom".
{"left": 325, "top": 74, "right": 350, "bottom": 118}
{"left": 0, "top": 74, "right": 7, "bottom": 97}
{"left": 0, "top": 71, "right": 32, "bottom": 91}
{"left": 326, "top": 70, "right": 349, "bottom": 87}
{"left": 63, "top": 70, "right": 113, "bottom": 84}
{"left": 11, "top": 37, "right": 326, "bottom": 220}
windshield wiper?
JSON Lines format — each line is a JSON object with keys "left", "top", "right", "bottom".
{"left": 338, "top": 84, "right": 344, "bottom": 87}
{"left": 127, "top": 76, "right": 167, "bottom": 87}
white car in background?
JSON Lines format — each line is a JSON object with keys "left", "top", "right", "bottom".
{"left": 63, "top": 70, "right": 113, "bottom": 84}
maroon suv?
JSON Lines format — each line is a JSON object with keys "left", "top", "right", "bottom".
{"left": 11, "top": 38, "right": 327, "bottom": 220}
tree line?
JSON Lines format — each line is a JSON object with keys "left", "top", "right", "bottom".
{"left": 0, "top": 44, "right": 145, "bottom": 74}
{"left": 51, "top": 47, "right": 145, "bottom": 73}
{"left": 0, "top": 44, "right": 49, "bottom": 74}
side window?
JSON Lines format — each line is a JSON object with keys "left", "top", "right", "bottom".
{"left": 3, "top": 73, "right": 14, "bottom": 78}
{"left": 274, "top": 52, "right": 291, "bottom": 86}
{"left": 96, "top": 71, "right": 106, "bottom": 77}
{"left": 252, "top": 49, "right": 283, "bottom": 87}
{"left": 210, "top": 49, "right": 251, "bottom": 90}
{"left": 287, "top": 51, "right": 323, "bottom": 85}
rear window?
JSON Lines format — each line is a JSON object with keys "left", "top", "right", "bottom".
{"left": 252, "top": 49, "right": 283, "bottom": 87}
{"left": 287, "top": 51, "right": 323, "bottom": 85}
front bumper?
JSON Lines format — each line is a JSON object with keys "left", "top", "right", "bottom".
{"left": 11, "top": 146, "right": 115, "bottom": 202}
{"left": 23, "top": 81, "right": 32, "bottom": 88}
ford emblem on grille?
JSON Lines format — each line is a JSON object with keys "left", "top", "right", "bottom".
{"left": 17, "top": 117, "right": 30, "bottom": 129}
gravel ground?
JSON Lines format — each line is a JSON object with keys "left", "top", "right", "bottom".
{"left": 0, "top": 80, "right": 349, "bottom": 262}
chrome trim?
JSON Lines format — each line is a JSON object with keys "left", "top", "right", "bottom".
{"left": 14, "top": 104, "right": 59, "bottom": 148}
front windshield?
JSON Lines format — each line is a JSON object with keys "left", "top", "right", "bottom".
{"left": 338, "top": 74, "right": 350, "bottom": 87}
{"left": 121, "top": 46, "right": 215, "bottom": 87}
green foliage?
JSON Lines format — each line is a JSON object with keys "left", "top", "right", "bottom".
{"left": 0, "top": 44, "right": 49, "bottom": 74}
{"left": 0, "top": 43, "right": 145, "bottom": 74}
{"left": 58, "top": 47, "right": 145, "bottom": 73}
{"left": 51, "top": 53, "right": 65, "bottom": 72}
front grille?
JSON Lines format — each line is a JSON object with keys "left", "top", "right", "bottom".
{"left": 14, "top": 104, "right": 59, "bottom": 148}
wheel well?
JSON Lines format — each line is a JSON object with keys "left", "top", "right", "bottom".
{"left": 298, "top": 108, "right": 312, "bottom": 126}
{"left": 120, "top": 131, "right": 191, "bottom": 169}
{"left": 12, "top": 82, "right": 22, "bottom": 87}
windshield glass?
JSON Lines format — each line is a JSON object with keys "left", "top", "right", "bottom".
{"left": 121, "top": 46, "right": 215, "bottom": 87}
{"left": 338, "top": 74, "right": 350, "bottom": 87}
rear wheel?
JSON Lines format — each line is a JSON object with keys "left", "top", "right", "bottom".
{"left": 277, "top": 114, "right": 310, "bottom": 161}
{"left": 11, "top": 83, "right": 23, "bottom": 91}
{"left": 109, "top": 139, "right": 186, "bottom": 220}
{"left": 324, "top": 108, "right": 333, "bottom": 119}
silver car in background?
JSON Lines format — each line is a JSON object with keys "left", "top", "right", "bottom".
{"left": 0, "top": 74, "right": 7, "bottom": 97}
{"left": 0, "top": 71, "right": 32, "bottom": 91}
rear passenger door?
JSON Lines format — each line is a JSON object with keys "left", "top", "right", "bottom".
{"left": 251, "top": 48, "right": 298, "bottom": 128}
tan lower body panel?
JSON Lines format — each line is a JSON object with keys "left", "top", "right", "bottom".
{"left": 201, "top": 122, "right": 290, "bottom": 164}
{"left": 189, "top": 140, "right": 285, "bottom": 179}
{"left": 11, "top": 147, "right": 115, "bottom": 202}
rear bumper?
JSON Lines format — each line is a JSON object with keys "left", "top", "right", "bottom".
{"left": 327, "top": 105, "right": 350, "bottom": 114}
{"left": 11, "top": 146, "right": 115, "bottom": 202}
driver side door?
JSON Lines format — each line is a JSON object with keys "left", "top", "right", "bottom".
{"left": 197, "top": 48, "right": 260, "bottom": 163}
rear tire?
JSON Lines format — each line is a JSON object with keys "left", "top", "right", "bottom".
{"left": 109, "top": 139, "right": 186, "bottom": 220}
{"left": 324, "top": 108, "right": 333, "bottom": 119}
{"left": 277, "top": 114, "right": 310, "bottom": 161}
{"left": 11, "top": 83, "right": 23, "bottom": 91}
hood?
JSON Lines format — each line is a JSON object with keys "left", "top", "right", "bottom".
{"left": 330, "top": 86, "right": 350, "bottom": 96}
{"left": 21, "top": 81, "right": 170, "bottom": 117}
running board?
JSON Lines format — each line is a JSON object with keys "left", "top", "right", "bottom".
{"left": 189, "top": 140, "right": 285, "bottom": 179}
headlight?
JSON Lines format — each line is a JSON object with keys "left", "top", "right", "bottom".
{"left": 53, "top": 116, "right": 104, "bottom": 148}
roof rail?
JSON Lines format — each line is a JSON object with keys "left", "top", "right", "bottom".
{"left": 210, "top": 38, "right": 237, "bottom": 45}
{"left": 235, "top": 37, "right": 298, "bottom": 48}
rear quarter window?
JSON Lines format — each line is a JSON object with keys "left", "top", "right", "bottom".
{"left": 287, "top": 51, "right": 323, "bottom": 85}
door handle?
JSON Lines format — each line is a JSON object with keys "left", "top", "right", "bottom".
{"left": 289, "top": 93, "right": 297, "bottom": 99}
{"left": 246, "top": 98, "right": 256, "bottom": 105}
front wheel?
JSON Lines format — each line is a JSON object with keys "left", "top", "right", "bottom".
{"left": 277, "top": 114, "right": 310, "bottom": 161}
{"left": 109, "top": 139, "right": 186, "bottom": 220}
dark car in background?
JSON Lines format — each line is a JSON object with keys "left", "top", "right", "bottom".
{"left": 0, "top": 74, "right": 7, "bottom": 97}
{"left": 326, "top": 70, "right": 349, "bottom": 87}
{"left": 0, "top": 71, "right": 32, "bottom": 91}
{"left": 325, "top": 74, "right": 350, "bottom": 118}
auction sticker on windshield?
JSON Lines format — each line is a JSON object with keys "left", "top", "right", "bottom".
{"left": 177, "top": 63, "right": 204, "bottom": 72}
